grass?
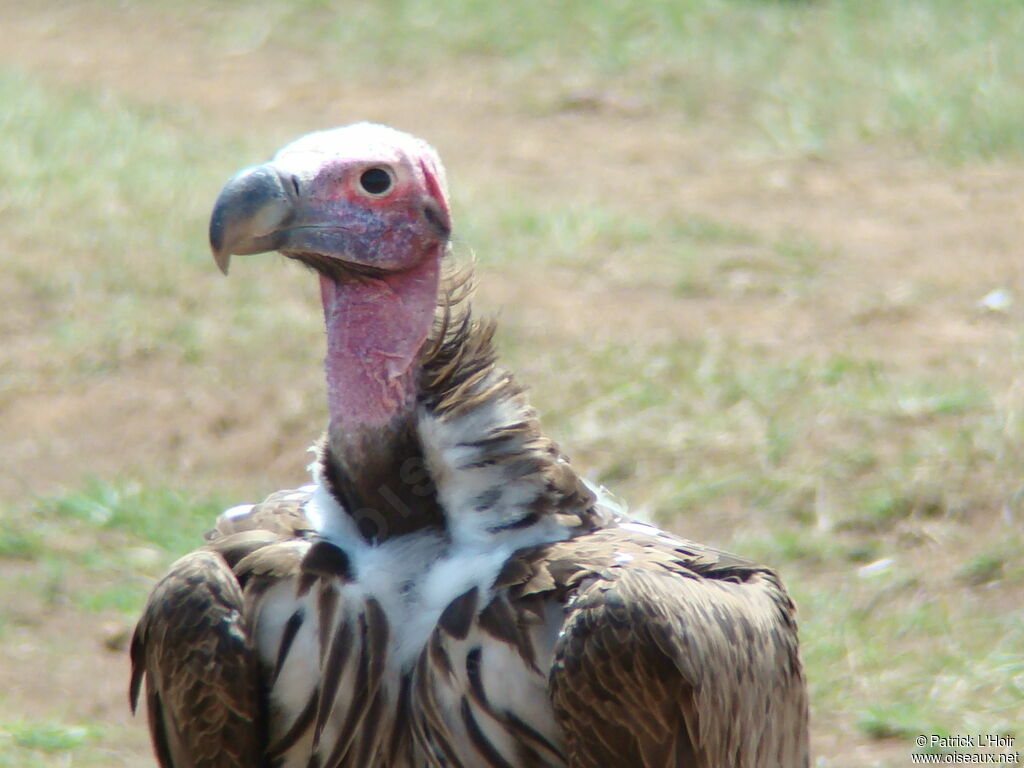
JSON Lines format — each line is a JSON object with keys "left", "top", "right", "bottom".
{"left": 0, "top": 480, "right": 227, "bottom": 620}
{"left": 2, "top": 2, "right": 1023, "bottom": 766}
{"left": 515, "top": 335, "right": 1018, "bottom": 538}
{"left": 456, "top": 187, "right": 820, "bottom": 300}
{"left": 134, "top": 0, "right": 1024, "bottom": 161}
{"left": 802, "top": 557, "right": 1023, "bottom": 739}
{"left": 0, "top": 70, "right": 257, "bottom": 379}
{"left": 0, "top": 721, "right": 100, "bottom": 768}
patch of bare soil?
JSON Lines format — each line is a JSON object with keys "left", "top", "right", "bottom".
{"left": 1, "top": 1, "right": 1021, "bottom": 765}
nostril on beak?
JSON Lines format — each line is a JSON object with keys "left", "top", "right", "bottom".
{"left": 279, "top": 170, "right": 301, "bottom": 198}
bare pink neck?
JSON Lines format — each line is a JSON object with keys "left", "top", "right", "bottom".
{"left": 320, "top": 255, "right": 441, "bottom": 439}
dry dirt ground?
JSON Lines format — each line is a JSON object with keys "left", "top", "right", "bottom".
{"left": 1, "top": 2, "right": 1022, "bottom": 766}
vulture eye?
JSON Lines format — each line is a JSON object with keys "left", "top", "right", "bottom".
{"left": 358, "top": 167, "right": 394, "bottom": 197}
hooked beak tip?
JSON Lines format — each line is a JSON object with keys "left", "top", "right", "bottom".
{"left": 208, "top": 164, "right": 294, "bottom": 275}
{"left": 213, "top": 250, "right": 231, "bottom": 275}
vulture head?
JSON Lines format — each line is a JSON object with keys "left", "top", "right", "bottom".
{"left": 210, "top": 123, "right": 451, "bottom": 278}
{"left": 209, "top": 123, "right": 451, "bottom": 427}
{"left": 209, "top": 124, "right": 455, "bottom": 536}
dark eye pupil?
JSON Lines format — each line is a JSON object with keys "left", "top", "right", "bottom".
{"left": 360, "top": 168, "right": 392, "bottom": 195}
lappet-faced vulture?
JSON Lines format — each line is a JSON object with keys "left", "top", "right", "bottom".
{"left": 131, "top": 123, "right": 809, "bottom": 768}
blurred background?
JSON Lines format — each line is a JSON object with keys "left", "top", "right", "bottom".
{"left": 1, "top": 0, "right": 1022, "bottom": 764}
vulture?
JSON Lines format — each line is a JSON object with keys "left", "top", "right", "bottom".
{"left": 130, "top": 123, "right": 809, "bottom": 768}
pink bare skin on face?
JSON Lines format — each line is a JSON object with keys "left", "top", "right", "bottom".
{"left": 210, "top": 123, "right": 453, "bottom": 437}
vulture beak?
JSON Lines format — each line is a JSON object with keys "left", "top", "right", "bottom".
{"left": 209, "top": 165, "right": 295, "bottom": 275}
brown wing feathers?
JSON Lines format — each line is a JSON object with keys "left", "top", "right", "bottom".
{"left": 130, "top": 550, "right": 266, "bottom": 768}
{"left": 539, "top": 528, "right": 808, "bottom": 768}
{"left": 130, "top": 486, "right": 320, "bottom": 768}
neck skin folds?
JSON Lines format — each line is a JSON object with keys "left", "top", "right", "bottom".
{"left": 320, "top": 252, "right": 442, "bottom": 443}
